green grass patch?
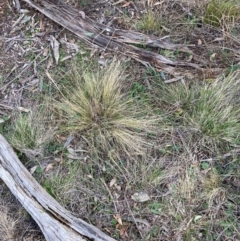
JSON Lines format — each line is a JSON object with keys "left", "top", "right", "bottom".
{"left": 204, "top": 0, "right": 240, "bottom": 27}
{"left": 154, "top": 71, "right": 240, "bottom": 148}
{"left": 136, "top": 11, "right": 162, "bottom": 34}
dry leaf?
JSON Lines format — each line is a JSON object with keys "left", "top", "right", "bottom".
{"left": 116, "top": 223, "right": 129, "bottom": 238}
{"left": 131, "top": 192, "right": 150, "bottom": 202}
{"left": 210, "top": 53, "right": 216, "bottom": 61}
{"left": 67, "top": 154, "right": 82, "bottom": 160}
{"left": 109, "top": 178, "right": 117, "bottom": 187}
{"left": 18, "top": 75, "right": 34, "bottom": 85}
{"left": 47, "top": 57, "right": 53, "bottom": 69}
{"left": 56, "top": 134, "right": 68, "bottom": 141}
{"left": 49, "top": 35, "right": 60, "bottom": 64}
{"left": 79, "top": 11, "right": 85, "bottom": 19}
{"left": 153, "top": 1, "right": 165, "bottom": 6}
{"left": 54, "top": 157, "right": 63, "bottom": 164}
{"left": 0, "top": 118, "right": 5, "bottom": 124}
{"left": 45, "top": 163, "right": 54, "bottom": 172}
{"left": 212, "top": 37, "right": 224, "bottom": 42}
{"left": 27, "top": 78, "right": 39, "bottom": 86}
{"left": 113, "top": 214, "right": 123, "bottom": 225}
{"left": 43, "top": 47, "right": 49, "bottom": 56}
{"left": 115, "top": 185, "right": 121, "bottom": 191}
{"left": 122, "top": 2, "right": 131, "bottom": 7}
{"left": 63, "top": 135, "right": 74, "bottom": 148}
{"left": 17, "top": 106, "right": 30, "bottom": 112}
{"left": 30, "top": 165, "right": 38, "bottom": 174}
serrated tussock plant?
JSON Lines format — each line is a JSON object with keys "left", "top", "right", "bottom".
{"left": 54, "top": 60, "right": 156, "bottom": 156}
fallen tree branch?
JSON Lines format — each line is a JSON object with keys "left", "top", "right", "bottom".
{"left": 20, "top": 0, "right": 207, "bottom": 78}
{"left": 0, "top": 134, "right": 117, "bottom": 241}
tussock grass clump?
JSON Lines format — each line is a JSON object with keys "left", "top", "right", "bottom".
{"left": 54, "top": 60, "right": 156, "bottom": 156}
{"left": 157, "top": 71, "right": 240, "bottom": 147}
{"left": 8, "top": 106, "right": 55, "bottom": 158}
{"left": 204, "top": 0, "right": 240, "bottom": 27}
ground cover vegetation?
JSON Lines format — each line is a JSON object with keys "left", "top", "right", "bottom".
{"left": 0, "top": 0, "right": 240, "bottom": 240}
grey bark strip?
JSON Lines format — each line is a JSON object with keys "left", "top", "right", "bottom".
{"left": 0, "top": 134, "right": 117, "bottom": 241}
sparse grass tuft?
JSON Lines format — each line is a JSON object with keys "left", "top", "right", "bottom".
{"left": 0, "top": 204, "right": 17, "bottom": 241}
{"left": 155, "top": 71, "right": 240, "bottom": 148}
{"left": 204, "top": 0, "right": 240, "bottom": 28}
{"left": 54, "top": 60, "right": 156, "bottom": 156}
{"left": 8, "top": 106, "right": 55, "bottom": 159}
{"left": 136, "top": 11, "right": 162, "bottom": 34}
{"left": 151, "top": 153, "right": 239, "bottom": 240}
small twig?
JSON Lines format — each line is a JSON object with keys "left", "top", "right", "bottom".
{"left": 200, "top": 148, "right": 240, "bottom": 163}
{"left": 0, "top": 104, "right": 14, "bottom": 110}
{"left": 100, "top": 178, "right": 118, "bottom": 214}
{"left": 130, "top": 1, "right": 139, "bottom": 13}
{"left": 124, "top": 193, "right": 143, "bottom": 239}
{"left": 45, "top": 71, "right": 66, "bottom": 99}
{"left": 1, "top": 65, "right": 18, "bottom": 84}
{"left": 12, "top": 12, "right": 25, "bottom": 27}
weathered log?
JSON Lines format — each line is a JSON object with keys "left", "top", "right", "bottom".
{"left": 0, "top": 134, "right": 117, "bottom": 241}
{"left": 20, "top": 0, "right": 204, "bottom": 78}
{"left": 19, "top": 0, "right": 225, "bottom": 78}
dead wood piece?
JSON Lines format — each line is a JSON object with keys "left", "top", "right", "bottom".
{"left": 0, "top": 134, "right": 117, "bottom": 241}
{"left": 21, "top": 0, "right": 206, "bottom": 78}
